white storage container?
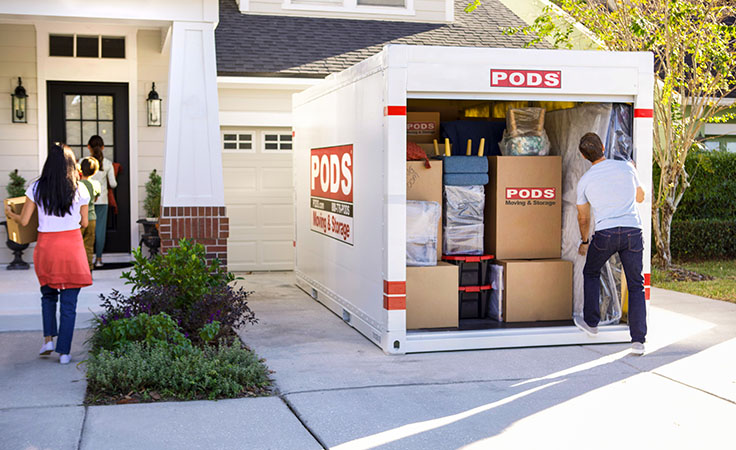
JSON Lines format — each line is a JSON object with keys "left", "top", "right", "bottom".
{"left": 293, "top": 45, "right": 654, "bottom": 354}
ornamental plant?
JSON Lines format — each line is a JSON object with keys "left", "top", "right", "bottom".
{"left": 6, "top": 169, "right": 26, "bottom": 198}
{"left": 143, "top": 169, "right": 162, "bottom": 218}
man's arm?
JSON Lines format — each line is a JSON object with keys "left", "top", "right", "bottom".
{"left": 577, "top": 202, "right": 591, "bottom": 256}
{"left": 636, "top": 186, "right": 645, "bottom": 203}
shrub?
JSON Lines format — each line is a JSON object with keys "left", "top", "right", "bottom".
{"left": 90, "top": 312, "right": 190, "bottom": 352}
{"left": 670, "top": 219, "right": 736, "bottom": 260}
{"left": 86, "top": 340, "right": 271, "bottom": 401}
{"left": 143, "top": 169, "right": 162, "bottom": 218}
{"left": 6, "top": 169, "right": 26, "bottom": 198}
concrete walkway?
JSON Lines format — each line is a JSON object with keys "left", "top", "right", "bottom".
{"left": 1, "top": 269, "right": 734, "bottom": 449}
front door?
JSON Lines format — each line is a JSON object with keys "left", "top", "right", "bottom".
{"left": 47, "top": 81, "right": 131, "bottom": 254}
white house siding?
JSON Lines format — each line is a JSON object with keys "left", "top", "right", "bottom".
{"left": 0, "top": 24, "right": 37, "bottom": 264}
{"left": 244, "top": 0, "right": 449, "bottom": 23}
{"left": 135, "top": 29, "right": 168, "bottom": 221}
{"left": 218, "top": 85, "right": 302, "bottom": 271}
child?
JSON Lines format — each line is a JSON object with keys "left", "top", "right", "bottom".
{"left": 79, "top": 157, "right": 101, "bottom": 272}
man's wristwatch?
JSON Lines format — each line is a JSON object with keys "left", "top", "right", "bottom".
{"left": 580, "top": 238, "right": 590, "bottom": 245}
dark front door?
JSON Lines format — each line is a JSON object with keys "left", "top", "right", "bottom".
{"left": 47, "top": 81, "right": 130, "bottom": 254}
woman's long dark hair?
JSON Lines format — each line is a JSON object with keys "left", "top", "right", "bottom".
{"left": 34, "top": 144, "right": 78, "bottom": 217}
{"left": 88, "top": 135, "right": 105, "bottom": 167}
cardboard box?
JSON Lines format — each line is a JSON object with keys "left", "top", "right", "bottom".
{"left": 407, "top": 112, "right": 440, "bottom": 143}
{"left": 406, "top": 261, "right": 459, "bottom": 329}
{"left": 406, "top": 160, "right": 443, "bottom": 260}
{"left": 495, "top": 259, "right": 572, "bottom": 322}
{"left": 485, "top": 156, "right": 562, "bottom": 259}
{"left": 3, "top": 196, "right": 38, "bottom": 244}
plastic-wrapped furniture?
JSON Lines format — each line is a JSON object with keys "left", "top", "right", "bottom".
{"left": 406, "top": 200, "right": 441, "bottom": 266}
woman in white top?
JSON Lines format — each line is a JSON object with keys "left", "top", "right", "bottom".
{"left": 88, "top": 135, "right": 117, "bottom": 268}
{"left": 5, "top": 144, "right": 92, "bottom": 364}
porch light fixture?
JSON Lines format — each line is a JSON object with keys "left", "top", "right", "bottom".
{"left": 11, "top": 77, "right": 28, "bottom": 123}
{"left": 146, "top": 82, "right": 162, "bottom": 127}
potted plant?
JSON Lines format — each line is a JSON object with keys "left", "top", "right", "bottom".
{"left": 137, "top": 169, "right": 162, "bottom": 255}
{"left": 2, "top": 169, "right": 30, "bottom": 270}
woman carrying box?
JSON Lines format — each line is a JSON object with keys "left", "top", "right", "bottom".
{"left": 4, "top": 144, "right": 92, "bottom": 364}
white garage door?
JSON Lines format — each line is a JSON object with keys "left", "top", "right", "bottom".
{"left": 222, "top": 127, "right": 294, "bottom": 271}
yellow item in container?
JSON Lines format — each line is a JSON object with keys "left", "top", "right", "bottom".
{"left": 491, "top": 101, "right": 530, "bottom": 119}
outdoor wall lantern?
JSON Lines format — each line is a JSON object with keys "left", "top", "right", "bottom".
{"left": 11, "top": 77, "right": 28, "bottom": 124}
{"left": 146, "top": 82, "right": 162, "bottom": 127}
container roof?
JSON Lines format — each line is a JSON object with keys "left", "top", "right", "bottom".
{"left": 216, "top": 0, "right": 546, "bottom": 78}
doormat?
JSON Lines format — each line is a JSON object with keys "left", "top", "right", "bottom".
{"left": 94, "top": 262, "right": 134, "bottom": 271}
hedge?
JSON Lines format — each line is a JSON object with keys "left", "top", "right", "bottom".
{"left": 670, "top": 219, "right": 736, "bottom": 260}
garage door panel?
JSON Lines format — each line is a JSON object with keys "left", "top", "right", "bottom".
{"left": 261, "top": 240, "right": 294, "bottom": 265}
{"left": 261, "top": 204, "right": 293, "bottom": 226}
{"left": 228, "top": 241, "right": 258, "bottom": 264}
{"left": 223, "top": 167, "right": 257, "bottom": 191}
{"left": 228, "top": 204, "right": 258, "bottom": 228}
{"left": 260, "top": 168, "right": 293, "bottom": 190}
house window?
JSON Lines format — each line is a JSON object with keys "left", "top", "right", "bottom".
{"left": 263, "top": 132, "right": 293, "bottom": 152}
{"left": 286, "top": 0, "right": 409, "bottom": 11}
{"left": 727, "top": 141, "right": 736, "bottom": 153}
{"left": 357, "top": 0, "right": 405, "bottom": 6}
{"left": 222, "top": 131, "right": 255, "bottom": 152}
{"left": 49, "top": 35, "right": 125, "bottom": 59}
{"left": 703, "top": 141, "right": 721, "bottom": 151}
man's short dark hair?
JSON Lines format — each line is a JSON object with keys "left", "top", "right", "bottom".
{"left": 579, "top": 132, "right": 604, "bottom": 162}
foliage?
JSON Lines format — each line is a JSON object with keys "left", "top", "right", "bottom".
{"left": 669, "top": 219, "right": 736, "bottom": 260}
{"left": 6, "top": 169, "right": 26, "bottom": 198}
{"left": 86, "top": 340, "right": 271, "bottom": 401}
{"left": 199, "top": 321, "right": 221, "bottom": 345}
{"left": 495, "top": 0, "right": 736, "bottom": 268}
{"left": 143, "top": 169, "right": 162, "bottom": 218}
{"left": 668, "top": 150, "right": 736, "bottom": 221}
{"left": 652, "top": 259, "right": 736, "bottom": 303}
{"left": 90, "top": 312, "right": 190, "bottom": 352}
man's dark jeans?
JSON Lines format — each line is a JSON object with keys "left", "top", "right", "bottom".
{"left": 583, "top": 226, "right": 646, "bottom": 343}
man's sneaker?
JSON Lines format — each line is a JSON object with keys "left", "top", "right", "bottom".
{"left": 59, "top": 354, "right": 72, "bottom": 365}
{"left": 573, "top": 316, "right": 598, "bottom": 337}
{"left": 631, "top": 342, "right": 645, "bottom": 356}
{"left": 39, "top": 341, "right": 54, "bottom": 356}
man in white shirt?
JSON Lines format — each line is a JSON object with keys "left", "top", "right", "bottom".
{"left": 574, "top": 132, "right": 647, "bottom": 355}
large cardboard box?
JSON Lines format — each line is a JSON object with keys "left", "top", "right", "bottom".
{"left": 3, "top": 197, "right": 38, "bottom": 244}
{"left": 485, "top": 156, "right": 562, "bottom": 259}
{"left": 406, "top": 261, "right": 459, "bottom": 329}
{"left": 495, "top": 259, "right": 572, "bottom": 322}
{"left": 407, "top": 112, "right": 440, "bottom": 143}
{"left": 406, "top": 160, "right": 443, "bottom": 260}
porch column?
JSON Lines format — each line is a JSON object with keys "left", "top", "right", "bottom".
{"left": 158, "top": 20, "right": 229, "bottom": 266}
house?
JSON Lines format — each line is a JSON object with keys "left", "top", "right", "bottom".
{"left": 0, "top": 0, "right": 540, "bottom": 269}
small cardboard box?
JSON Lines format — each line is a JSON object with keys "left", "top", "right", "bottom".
{"left": 485, "top": 156, "right": 562, "bottom": 259}
{"left": 495, "top": 259, "right": 572, "bottom": 322}
{"left": 407, "top": 160, "right": 443, "bottom": 260}
{"left": 406, "top": 261, "right": 459, "bottom": 329}
{"left": 4, "top": 196, "right": 38, "bottom": 244}
{"left": 407, "top": 112, "right": 440, "bottom": 143}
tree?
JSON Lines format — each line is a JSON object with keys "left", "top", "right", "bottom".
{"left": 6, "top": 169, "right": 27, "bottom": 198}
{"left": 472, "top": 0, "right": 736, "bottom": 268}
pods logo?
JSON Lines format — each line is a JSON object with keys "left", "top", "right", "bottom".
{"left": 491, "top": 70, "right": 562, "bottom": 88}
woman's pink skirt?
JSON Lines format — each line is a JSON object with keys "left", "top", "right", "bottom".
{"left": 34, "top": 230, "right": 92, "bottom": 289}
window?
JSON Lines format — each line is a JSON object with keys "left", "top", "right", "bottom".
{"left": 222, "top": 131, "right": 255, "bottom": 152}
{"left": 49, "top": 35, "right": 125, "bottom": 59}
{"left": 357, "top": 0, "right": 405, "bottom": 5}
{"left": 263, "top": 132, "right": 293, "bottom": 152}
{"left": 64, "top": 94, "right": 114, "bottom": 161}
{"left": 286, "top": 0, "right": 410, "bottom": 13}
{"left": 704, "top": 141, "right": 721, "bottom": 151}
{"left": 727, "top": 141, "right": 736, "bottom": 153}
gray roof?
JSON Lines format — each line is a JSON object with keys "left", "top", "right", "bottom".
{"left": 216, "top": 0, "right": 545, "bottom": 77}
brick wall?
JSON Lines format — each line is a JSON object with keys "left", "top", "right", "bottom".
{"left": 158, "top": 206, "right": 229, "bottom": 267}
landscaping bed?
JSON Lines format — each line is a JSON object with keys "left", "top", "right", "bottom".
{"left": 84, "top": 240, "right": 272, "bottom": 405}
{"left": 652, "top": 260, "right": 736, "bottom": 303}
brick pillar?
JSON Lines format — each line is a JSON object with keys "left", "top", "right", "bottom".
{"left": 159, "top": 206, "right": 229, "bottom": 267}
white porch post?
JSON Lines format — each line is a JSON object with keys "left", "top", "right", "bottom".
{"left": 158, "top": 20, "right": 229, "bottom": 265}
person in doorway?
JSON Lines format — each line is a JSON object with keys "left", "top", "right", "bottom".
{"left": 88, "top": 135, "right": 117, "bottom": 268}
{"left": 574, "top": 132, "right": 647, "bottom": 355}
{"left": 79, "top": 157, "right": 101, "bottom": 272}
{"left": 5, "top": 144, "right": 92, "bottom": 364}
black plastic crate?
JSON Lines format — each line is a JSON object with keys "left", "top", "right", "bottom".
{"left": 443, "top": 255, "right": 494, "bottom": 287}
{"left": 458, "top": 285, "right": 492, "bottom": 319}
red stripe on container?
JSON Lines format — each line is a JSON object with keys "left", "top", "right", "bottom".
{"left": 634, "top": 108, "right": 653, "bottom": 118}
{"left": 383, "top": 280, "right": 406, "bottom": 295}
{"left": 292, "top": 131, "right": 296, "bottom": 137}
{"left": 644, "top": 273, "right": 651, "bottom": 286}
{"left": 292, "top": 240, "right": 296, "bottom": 248}
{"left": 459, "top": 285, "right": 492, "bottom": 293}
{"left": 384, "top": 106, "right": 407, "bottom": 116}
{"left": 645, "top": 287, "right": 651, "bottom": 300}
{"left": 383, "top": 295, "right": 406, "bottom": 310}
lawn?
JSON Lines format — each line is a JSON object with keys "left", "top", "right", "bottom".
{"left": 652, "top": 260, "right": 736, "bottom": 303}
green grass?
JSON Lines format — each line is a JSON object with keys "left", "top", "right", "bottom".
{"left": 652, "top": 260, "right": 736, "bottom": 303}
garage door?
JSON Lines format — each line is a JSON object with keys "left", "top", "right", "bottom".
{"left": 222, "top": 127, "right": 294, "bottom": 271}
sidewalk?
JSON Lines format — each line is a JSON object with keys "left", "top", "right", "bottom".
{"left": 1, "top": 270, "right": 734, "bottom": 449}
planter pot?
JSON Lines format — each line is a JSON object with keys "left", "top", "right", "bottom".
{"left": 1, "top": 221, "right": 30, "bottom": 270}
{"left": 137, "top": 218, "right": 160, "bottom": 257}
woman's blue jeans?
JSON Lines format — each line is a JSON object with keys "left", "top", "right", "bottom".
{"left": 41, "top": 286, "right": 80, "bottom": 355}
{"left": 583, "top": 226, "right": 647, "bottom": 343}
{"left": 94, "top": 204, "right": 108, "bottom": 259}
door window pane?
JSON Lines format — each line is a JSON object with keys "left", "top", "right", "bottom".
{"left": 82, "top": 96, "right": 97, "bottom": 120}
{"left": 98, "top": 96, "right": 113, "bottom": 120}
{"left": 49, "top": 35, "right": 74, "bottom": 57}
{"left": 83, "top": 121, "right": 98, "bottom": 146}
{"left": 76, "top": 36, "right": 99, "bottom": 58}
{"left": 66, "top": 121, "right": 81, "bottom": 145}
{"left": 103, "top": 147, "right": 114, "bottom": 162}
{"left": 65, "top": 95, "right": 81, "bottom": 120}
{"left": 98, "top": 121, "right": 114, "bottom": 143}
{"left": 101, "top": 37, "right": 125, "bottom": 58}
